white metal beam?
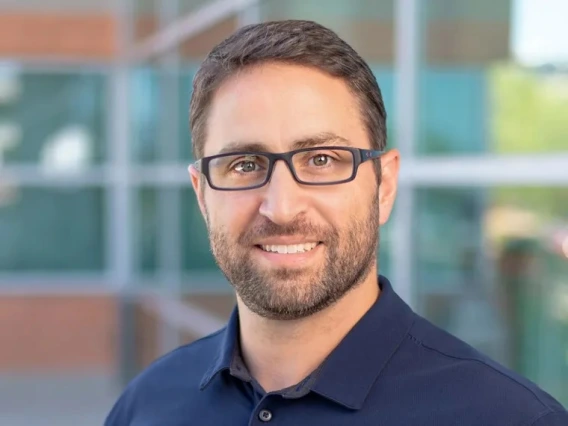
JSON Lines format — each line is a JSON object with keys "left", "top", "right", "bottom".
{"left": 129, "top": 0, "right": 258, "bottom": 63}
{"left": 0, "top": 165, "right": 110, "bottom": 186}
{"left": 4, "top": 155, "right": 566, "bottom": 188}
{"left": 141, "top": 296, "right": 226, "bottom": 338}
{"left": 392, "top": 0, "right": 420, "bottom": 307}
{"left": 155, "top": 0, "right": 185, "bottom": 355}
{"left": 106, "top": 0, "right": 134, "bottom": 293}
{"left": 399, "top": 154, "right": 568, "bottom": 186}
{"left": 108, "top": 71, "right": 132, "bottom": 290}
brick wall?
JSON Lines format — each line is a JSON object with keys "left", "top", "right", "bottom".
{"left": 0, "top": 295, "right": 117, "bottom": 372}
{"left": 0, "top": 12, "right": 116, "bottom": 59}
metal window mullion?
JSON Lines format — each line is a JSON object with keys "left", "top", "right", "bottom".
{"left": 392, "top": 0, "right": 421, "bottom": 307}
{"left": 108, "top": 71, "right": 133, "bottom": 290}
{"left": 156, "top": 0, "right": 184, "bottom": 356}
{"left": 110, "top": 0, "right": 138, "bottom": 386}
{"left": 399, "top": 155, "right": 568, "bottom": 186}
{"left": 0, "top": 164, "right": 109, "bottom": 185}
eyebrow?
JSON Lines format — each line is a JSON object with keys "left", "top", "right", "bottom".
{"left": 216, "top": 132, "right": 351, "bottom": 155}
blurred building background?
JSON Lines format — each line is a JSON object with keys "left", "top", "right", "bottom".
{"left": 0, "top": 0, "right": 567, "bottom": 424}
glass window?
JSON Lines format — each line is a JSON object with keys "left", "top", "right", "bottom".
{"left": 414, "top": 186, "right": 568, "bottom": 405}
{"left": 135, "top": 188, "right": 159, "bottom": 274}
{"left": 179, "top": 70, "right": 195, "bottom": 162}
{"left": 181, "top": 188, "right": 217, "bottom": 272}
{"left": 0, "top": 186, "right": 105, "bottom": 272}
{"left": 131, "top": 68, "right": 160, "bottom": 163}
{"left": 418, "top": 0, "right": 568, "bottom": 155}
{"left": 0, "top": 69, "right": 107, "bottom": 165}
{"left": 131, "top": 67, "right": 196, "bottom": 163}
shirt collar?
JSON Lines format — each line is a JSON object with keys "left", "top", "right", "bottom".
{"left": 199, "top": 306, "right": 239, "bottom": 390}
{"left": 310, "top": 275, "right": 415, "bottom": 409}
{"left": 199, "top": 275, "right": 415, "bottom": 410}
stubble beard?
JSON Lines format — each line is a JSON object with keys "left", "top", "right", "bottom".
{"left": 207, "top": 193, "right": 380, "bottom": 320}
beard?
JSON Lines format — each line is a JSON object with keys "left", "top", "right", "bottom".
{"left": 207, "top": 192, "right": 380, "bottom": 320}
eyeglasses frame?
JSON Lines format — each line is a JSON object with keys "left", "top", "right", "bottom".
{"left": 192, "top": 146, "right": 384, "bottom": 191}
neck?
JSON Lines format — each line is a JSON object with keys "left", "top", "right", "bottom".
{"left": 237, "top": 268, "right": 380, "bottom": 393}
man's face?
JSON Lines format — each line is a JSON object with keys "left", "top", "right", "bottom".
{"left": 190, "top": 63, "right": 398, "bottom": 320}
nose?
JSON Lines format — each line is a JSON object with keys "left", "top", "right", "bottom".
{"left": 258, "top": 160, "right": 308, "bottom": 225}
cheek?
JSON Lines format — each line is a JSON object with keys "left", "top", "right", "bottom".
{"left": 313, "top": 187, "right": 358, "bottom": 225}
{"left": 321, "top": 180, "right": 376, "bottom": 223}
{"left": 204, "top": 192, "right": 259, "bottom": 235}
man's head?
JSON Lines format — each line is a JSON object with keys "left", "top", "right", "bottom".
{"left": 189, "top": 20, "right": 399, "bottom": 320}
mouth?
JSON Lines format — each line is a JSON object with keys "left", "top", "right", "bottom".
{"left": 255, "top": 242, "right": 321, "bottom": 254}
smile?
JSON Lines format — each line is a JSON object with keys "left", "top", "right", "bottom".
{"left": 258, "top": 242, "right": 320, "bottom": 254}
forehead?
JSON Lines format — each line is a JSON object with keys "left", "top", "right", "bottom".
{"left": 203, "top": 63, "right": 368, "bottom": 156}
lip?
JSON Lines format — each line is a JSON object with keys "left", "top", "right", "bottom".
{"left": 253, "top": 243, "right": 323, "bottom": 267}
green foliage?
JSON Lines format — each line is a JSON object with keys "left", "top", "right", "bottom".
{"left": 490, "top": 63, "right": 568, "bottom": 221}
{"left": 490, "top": 63, "right": 568, "bottom": 154}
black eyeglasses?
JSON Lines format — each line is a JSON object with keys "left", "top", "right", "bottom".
{"left": 193, "top": 146, "right": 383, "bottom": 191}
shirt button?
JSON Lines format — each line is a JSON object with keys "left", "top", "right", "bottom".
{"left": 258, "top": 409, "right": 273, "bottom": 422}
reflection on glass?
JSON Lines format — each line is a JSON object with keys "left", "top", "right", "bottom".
{"left": 0, "top": 71, "right": 106, "bottom": 164}
{"left": 414, "top": 186, "right": 568, "bottom": 406}
{"left": 0, "top": 187, "right": 105, "bottom": 271}
{"left": 40, "top": 125, "right": 93, "bottom": 175}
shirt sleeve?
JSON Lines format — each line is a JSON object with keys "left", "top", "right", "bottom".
{"left": 529, "top": 410, "right": 568, "bottom": 426}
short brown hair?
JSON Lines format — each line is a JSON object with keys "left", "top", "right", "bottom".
{"left": 189, "top": 20, "right": 387, "bottom": 167}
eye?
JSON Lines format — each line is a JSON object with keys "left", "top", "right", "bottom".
{"left": 230, "top": 156, "right": 263, "bottom": 173}
{"left": 309, "top": 154, "right": 332, "bottom": 167}
{"left": 234, "top": 160, "right": 258, "bottom": 173}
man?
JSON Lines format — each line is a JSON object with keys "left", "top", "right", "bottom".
{"left": 105, "top": 20, "right": 568, "bottom": 425}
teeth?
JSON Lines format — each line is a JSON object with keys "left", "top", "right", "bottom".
{"left": 261, "top": 242, "right": 318, "bottom": 254}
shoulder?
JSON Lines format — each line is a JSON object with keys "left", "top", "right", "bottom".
{"left": 395, "top": 314, "right": 567, "bottom": 424}
{"left": 529, "top": 410, "right": 568, "bottom": 426}
{"left": 126, "top": 326, "right": 224, "bottom": 389}
{"left": 104, "top": 328, "right": 225, "bottom": 425}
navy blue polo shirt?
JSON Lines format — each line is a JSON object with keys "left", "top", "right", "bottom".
{"left": 105, "top": 276, "right": 568, "bottom": 425}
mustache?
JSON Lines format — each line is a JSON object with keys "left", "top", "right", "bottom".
{"left": 238, "top": 218, "right": 335, "bottom": 245}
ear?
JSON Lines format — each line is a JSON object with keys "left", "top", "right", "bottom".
{"left": 378, "top": 149, "right": 400, "bottom": 226}
{"left": 188, "top": 163, "right": 208, "bottom": 222}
